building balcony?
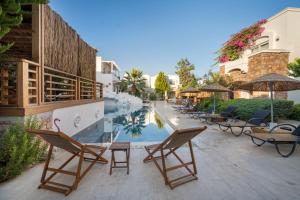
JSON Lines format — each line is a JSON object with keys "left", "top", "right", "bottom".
{"left": 222, "top": 57, "right": 248, "bottom": 74}
{"left": 0, "top": 59, "right": 103, "bottom": 116}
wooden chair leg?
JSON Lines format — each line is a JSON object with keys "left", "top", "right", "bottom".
{"left": 73, "top": 148, "right": 84, "bottom": 189}
{"left": 110, "top": 150, "right": 114, "bottom": 175}
{"left": 188, "top": 140, "right": 197, "bottom": 174}
{"left": 160, "top": 148, "right": 168, "bottom": 185}
{"left": 126, "top": 149, "right": 129, "bottom": 175}
{"left": 40, "top": 145, "right": 53, "bottom": 184}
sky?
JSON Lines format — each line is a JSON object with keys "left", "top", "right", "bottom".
{"left": 49, "top": 0, "right": 300, "bottom": 76}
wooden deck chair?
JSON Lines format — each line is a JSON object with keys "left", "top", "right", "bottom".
{"left": 143, "top": 126, "right": 207, "bottom": 189}
{"left": 26, "top": 129, "right": 108, "bottom": 196}
{"left": 244, "top": 124, "right": 300, "bottom": 157}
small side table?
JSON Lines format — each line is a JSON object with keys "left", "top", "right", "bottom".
{"left": 109, "top": 142, "right": 130, "bottom": 175}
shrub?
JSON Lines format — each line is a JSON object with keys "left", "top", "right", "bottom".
{"left": 217, "top": 99, "right": 293, "bottom": 121}
{"left": 196, "top": 97, "right": 222, "bottom": 111}
{"left": 289, "top": 104, "right": 300, "bottom": 121}
{"left": 149, "top": 92, "right": 157, "bottom": 101}
{"left": 0, "top": 116, "right": 48, "bottom": 183}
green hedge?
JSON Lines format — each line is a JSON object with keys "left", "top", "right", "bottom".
{"left": 197, "top": 98, "right": 294, "bottom": 121}
{"left": 219, "top": 99, "right": 293, "bottom": 120}
{"left": 0, "top": 116, "right": 48, "bottom": 183}
{"left": 289, "top": 104, "right": 300, "bottom": 121}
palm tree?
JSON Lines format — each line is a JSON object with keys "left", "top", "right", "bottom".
{"left": 203, "top": 70, "right": 231, "bottom": 87}
{"left": 123, "top": 68, "right": 146, "bottom": 97}
{"left": 123, "top": 109, "right": 146, "bottom": 137}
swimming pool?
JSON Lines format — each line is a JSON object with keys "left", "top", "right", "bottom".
{"left": 72, "top": 105, "right": 172, "bottom": 143}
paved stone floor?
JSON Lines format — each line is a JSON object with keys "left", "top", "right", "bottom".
{"left": 1, "top": 101, "right": 300, "bottom": 200}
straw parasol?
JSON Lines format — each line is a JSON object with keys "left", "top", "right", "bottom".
{"left": 180, "top": 87, "right": 200, "bottom": 93}
{"left": 200, "top": 83, "right": 231, "bottom": 113}
{"left": 238, "top": 73, "right": 300, "bottom": 123}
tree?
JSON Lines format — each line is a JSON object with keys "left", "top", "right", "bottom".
{"left": 123, "top": 68, "right": 146, "bottom": 97}
{"left": 0, "top": 0, "right": 48, "bottom": 56}
{"left": 154, "top": 71, "right": 170, "bottom": 100}
{"left": 288, "top": 58, "right": 300, "bottom": 77}
{"left": 119, "top": 79, "right": 128, "bottom": 92}
{"left": 203, "top": 70, "right": 231, "bottom": 87}
{"left": 175, "top": 58, "right": 197, "bottom": 89}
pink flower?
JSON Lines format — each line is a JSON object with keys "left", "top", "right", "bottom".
{"left": 219, "top": 55, "right": 229, "bottom": 63}
{"left": 238, "top": 41, "right": 244, "bottom": 48}
{"left": 258, "top": 27, "right": 265, "bottom": 34}
{"left": 258, "top": 19, "right": 267, "bottom": 24}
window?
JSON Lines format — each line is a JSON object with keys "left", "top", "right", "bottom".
{"left": 252, "top": 37, "right": 269, "bottom": 53}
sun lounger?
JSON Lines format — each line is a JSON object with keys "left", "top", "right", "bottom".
{"left": 217, "top": 110, "right": 270, "bottom": 136}
{"left": 189, "top": 107, "right": 214, "bottom": 119}
{"left": 244, "top": 124, "right": 300, "bottom": 157}
{"left": 26, "top": 129, "right": 108, "bottom": 195}
{"left": 180, "top": 105, "right": 199, "bottom": 114}
{"left": 143, "top": 126, "right": 207, "bottom": 189}
{"left": 198, "top": 106, "right": 237, "bottom": 123}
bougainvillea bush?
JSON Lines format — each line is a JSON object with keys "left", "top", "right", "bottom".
{"left": 218, "top": 19, "right": 267, "bottom": 63}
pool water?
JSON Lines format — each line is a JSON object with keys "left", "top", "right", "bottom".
{"left": 72, "top": 106, "right": 171, "bottom": 143}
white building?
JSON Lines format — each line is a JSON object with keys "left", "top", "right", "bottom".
{"left": 96, "top": 56, "right": 143, "bottom": 110}
{"left": 221, "top": 7, "right": 300, "bottom": 75}
{"left": 220, "top": 7, "right": 300, "bottom": 102}
{"left": 96, "top": 56, "right": 121, "bottom": 98}
{"left": 143, "top": 74, "right": 180, "bottom": 98}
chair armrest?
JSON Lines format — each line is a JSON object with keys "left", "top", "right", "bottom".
{"left": 269, "top": 123, "right": 297, "bottom": 133}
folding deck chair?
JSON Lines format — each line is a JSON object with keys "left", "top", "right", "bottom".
{"left": 244, "top": 124, "right": 300, "bottom": 157}
{"left": 26, "top": 129, "right": 108, "bottom": 196}
{"left": 217, "top": 110, "right": 270, "bottom": 136}
{"left": 143, "top": 126, "right": 207, "bottom": 189}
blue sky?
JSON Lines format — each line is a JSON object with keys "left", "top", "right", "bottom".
{"left": 50, "top": 0, "right": 300, "bottom": 76}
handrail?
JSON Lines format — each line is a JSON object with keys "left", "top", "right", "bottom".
{"left": 0, "top": 59, "right": 103, "bottom": 108}
{"left": 0, "top": 58, "right": 40, "bottom": 67}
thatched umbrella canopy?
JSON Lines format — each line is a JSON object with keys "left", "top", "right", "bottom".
{"left": 239, "top": 73, "right": 300, "bottom": 123}
{"left": 180, "top": 87, "right": 200, "bottom": 93}
{"left": 200, "top": 83, "right": 231, "bottom": 92}
{"left": 200, "top": 83, "right": 231, "bottom": 113}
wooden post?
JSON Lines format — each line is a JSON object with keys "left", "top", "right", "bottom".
{"left": 77, "top": 78, "right": 81, "bottom": 100}
{"left": 32, "top": 4, "right": 44, "bottom": 105}
{"left": 17, "top": 61, "right": 29, "bottom": 107}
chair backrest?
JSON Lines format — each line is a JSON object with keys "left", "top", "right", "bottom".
{"left": 206, "top": 107, "right": 214, "bottom": 114}
{"left": 292, "top": 125, "right": 300, "bottom": 136}
{"left": 27, "top": 129, "right": 81, "bottom": 154}
{"left": 221, "top": 106, "right": 237, "bottom": 117}
{"left": 163, "top": 127, "right": 207, "bottom": 149}
{"left": 250, "top": 110, "right": 270, "bottom": 125}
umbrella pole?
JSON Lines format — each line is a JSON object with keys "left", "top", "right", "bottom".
{"left": 213, "top": 92, "right": 216, "bottom": 114}
{"left": 270, "top": 82, "right": 274, "bottom": 123}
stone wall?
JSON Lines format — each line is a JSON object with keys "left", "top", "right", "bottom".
{"left": 248, "top": 51, "right": 289, "bottom": 99}
{"left": 228, "top": 69, "right": 248, "bottom": 83}
{"left": 219, "top": 51, "right": 290, "bottom": 100}
{"left": 248, "top": 51, "right": 289, "bottom": 79}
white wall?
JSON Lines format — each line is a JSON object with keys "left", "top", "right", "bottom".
{"left": 288, "top": 77, "right": 300, "bottom": 104}
{"left": 52, "top": 101, "right": 104, "bottom": 136}
{"left": 260, "top": 8, "right": 300, "bottom": 62}
{"left": 96, "top": 56, "right": 102, "bottom": 72}
{"left": 97, "top": 72, "right": 114, "bottom": 96}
